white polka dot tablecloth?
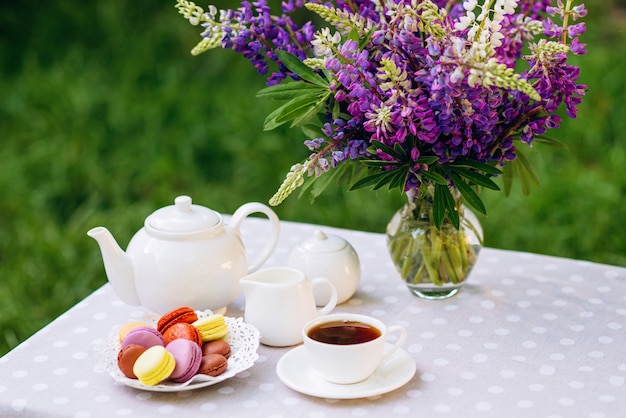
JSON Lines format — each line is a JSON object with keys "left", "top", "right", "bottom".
{"left": 1, "top": 218, "right": 625, "bottom": 418}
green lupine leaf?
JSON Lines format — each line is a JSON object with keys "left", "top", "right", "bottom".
{"left": 420, "top": 168, "right": 448, "bottom": 185}
{"left": 348, "top": 26, "right": 359, "bottom": 42}
{"left": 371, "top": 140, "right": 406, "bottom": 161}
{"left": 442, "top": 186, "right": 460, "bottom": 229}
{"left": 300, "top": 124, "right": 322, "bottom": 139}
{"left": 393, "top": 142, "right": 408, "bottom": 160}
{"left": 503, "top": 160, "right": 515, "bottom": 196}
{"left": 360, "top": 160, "right": 403, "bottom": 167}
{"left": 449, "top": 166, "right": 500, "bottom": 190}
{"left": 256, "top": 82, "right": 327, "bottom": 100}
{"left": 448, "top": 171, "right": 487, "bottom": 215}
{"left": 298, "top": 160, "right": 358, "bottom": 202}
{"left": 291, "top": 91, "right": 331, "bottom": 127}
{"left": 308, "top": 161, "right": 350, "bottom": 200}
{"left": 532, "top": 136, "right": 569, "bottom": 149}
{"left": 276, "top": 50, "right": 328, "bottom": 87}
{"left": 331, "top": 97, "right": 341, "bottom": 120}
{"left": 513, "top": 150, "right": 541, "bottom": 195}
{"left": 263, "top": 92, "right": 325, "bottom": 130}
{"left": 358, "top": 27, "right": 376, "bottom": 49}
{"left": 350, "top": 169, "right": 393, "bottom": 190}
{"left": 350, "top": 164, "right": 407, "bottom": 192}
{"left": 388, "top": 167, "right": 409, "bottom": 190}
{"left": 434, "top": 184, "right": 460, "bottom": 229}
{"left": 373, "top": 169, "right": 401, "bottom": 190}
{"left": 452, "top": 158, "right": 502, "bottom": 175}
{"left": 417, "top": 156, "right": 438, "bottom": 165}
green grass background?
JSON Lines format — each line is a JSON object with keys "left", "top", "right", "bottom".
{"left": 1, "top": 1, "right": 624, "bottom": 356}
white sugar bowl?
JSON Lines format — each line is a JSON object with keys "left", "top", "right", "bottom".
{"left": 288, "top": 230, "right": 360, "bottom": 305}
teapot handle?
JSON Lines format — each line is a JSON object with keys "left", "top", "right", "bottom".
{"left": 229, "top": 202, "right": 280, "bottom": 273}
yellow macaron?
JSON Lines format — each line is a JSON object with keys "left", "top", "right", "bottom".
{"left": 192, "top": 314, "right": 228, "bottom": 342}
{"left": 132, "top": 345, "right": 176, "bottom": 386}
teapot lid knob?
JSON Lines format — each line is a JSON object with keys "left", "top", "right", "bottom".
{"left": 145, "top": 195, "right": 220, "bottom": 234}
{"left": 314, "top": 230, "right": 327, "bottom": 240}
{"left": 175, "top": 196, "right": 193, "bottom": 213}
{"left": 298, "top": 229, "right": 348, "bottom": 253}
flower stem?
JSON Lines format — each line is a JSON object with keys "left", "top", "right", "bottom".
{"left": 387, "top": 188, "right": 482, "bottom": 291}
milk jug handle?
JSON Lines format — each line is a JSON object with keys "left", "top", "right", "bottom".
{"left": 311, "top": 277, "right": 338, "bottom": 315}
{"left": 229, "top": 202, "right": 280, "bottom": 273}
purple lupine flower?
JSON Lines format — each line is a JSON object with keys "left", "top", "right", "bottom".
{"left": 179, "top": 0, "right": 588, "bottom": 201}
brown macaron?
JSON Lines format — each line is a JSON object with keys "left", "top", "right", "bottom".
{"left": 117, "top": 343, "right": 147, "bottom": 379}
{"left": 198, "top": 354, "right": 228, "bottom": 377}
{"left": 202, "top": 340, "right": 231, "bottom": 359}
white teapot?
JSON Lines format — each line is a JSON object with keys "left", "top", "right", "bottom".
{"left": 87, "top": 196, "right": 280, "bottom": 314}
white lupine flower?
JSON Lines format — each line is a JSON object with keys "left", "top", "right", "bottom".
{"left": 455, "top": 11, "right": 475, "bottom": 31}
{"left": 311, "top": 28, "right": 341, "bottom": 56}
{"left": 490, "top": 20, "right": 502, "bottom": 33}
{"left": 467, "top": 69, "right": 479, "bottom": 87}
{"left": 303, "top": 58, "right": 325, "bottom": 69}
{"left": 463, "top": 0, "right": 478, "bottom": 11}
{"left": 450, "top": 66, "right": 464, "bottom": 83}
{"left": 501, "top": 0, "right": 518, "bottom": 15}
{"left": 269, "top": 161, "right": 312, "bottom": 206}
{"left": 491, "top": 32, "right": 504, "bottom": 48}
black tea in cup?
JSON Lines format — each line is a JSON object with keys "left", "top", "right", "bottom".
{"left": 307, "top": 320, "right": 381, "bottom": 345}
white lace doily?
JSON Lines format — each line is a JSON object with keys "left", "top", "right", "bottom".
{"left": 94, "top": 311, "right": 260, "bottom": 392}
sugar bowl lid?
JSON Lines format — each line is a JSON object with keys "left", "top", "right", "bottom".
{"left": 145, "top": 196, "right": 220, "bottom": 234}
{"left": 298, "top": 230, "right": 348, "bottom": 253}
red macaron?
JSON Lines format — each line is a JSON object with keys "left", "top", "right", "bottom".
{"left": 157, "top": 306, "right": 199, "bottom": 335}
{"left": 163, "top": 322, "right": 202, "bottom": 347}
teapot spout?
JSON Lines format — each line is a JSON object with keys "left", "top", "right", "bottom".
{"left": 87, "top": 226, "right": 141, "bottom": 306}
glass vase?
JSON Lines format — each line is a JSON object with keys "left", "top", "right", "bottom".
{"left": 386, "top": 188, "right": 483, "bottom": 299}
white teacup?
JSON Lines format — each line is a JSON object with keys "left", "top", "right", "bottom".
{"left": 302, "top": 313, "right": 407, "bottom": 384}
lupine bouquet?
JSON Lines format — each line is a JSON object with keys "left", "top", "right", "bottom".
{"left": 176, "top": 0, "right": 587, "bottom": 230}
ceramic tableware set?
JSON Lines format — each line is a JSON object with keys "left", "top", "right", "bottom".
{"left": 89, "top": 196, "right": 416, "bottom": 397}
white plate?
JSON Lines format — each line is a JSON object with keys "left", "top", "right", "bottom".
{"left": 276, "top": 344, "right": 416, "bottom": 399}
{"left": 95, "top": 313, "right": 260, "bottom": 392}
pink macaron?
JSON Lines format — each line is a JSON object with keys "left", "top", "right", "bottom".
{"left": 166, "top": 338, "right": 202, "bottom": 383}
{"left": 121, "top": 326, "right": 165, "bottom": 349}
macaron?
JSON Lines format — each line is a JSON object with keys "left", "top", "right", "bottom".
{"left": 166, "top": 339, "right": 202, "bottom": 383}
{"left": 121, "top": 326, "right": 165, "bottom": 349}
{"left": 118, "top": 321, "right": 151, "bottom": 343}
{"left": 117, "top": 343, "right": 147, "bottom": 379}
{"left": 157, "top": 306, "right": 199, "bottom": 335}
{"left": 198, "top": 354, "right": 228, "bottom": 377}
{"left": 192, "top": 314, "right": 228, "bottom": 342}
{"left": 202, "top": 340, "right": 231, "bottom": 359}
{"left": 133, "top": 345, "right": 176, "bottom": 386}
{"left": 163, "top": 322, "right": 202, "bottom": 347}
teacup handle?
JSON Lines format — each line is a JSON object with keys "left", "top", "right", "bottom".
{"left": 382, "top": 325, "right": 407, "bottom": 362}
{"left": 229, "top": 202, "right": 281, "bottom": 273}
{"left": 311, "top": 278, "right": 337, "bottom": 315}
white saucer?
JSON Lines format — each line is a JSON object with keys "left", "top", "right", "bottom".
{"left": 276, "top": 344, "right": 416, "bottom": 399}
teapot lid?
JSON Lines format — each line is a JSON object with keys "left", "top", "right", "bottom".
{"left": 298, "top": 230, "right": 347, "bottom": 253}
{"left": 145, "top": 196, "right": 220, "bottom": 233}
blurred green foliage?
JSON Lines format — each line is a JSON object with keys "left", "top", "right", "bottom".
{"left": 1, "top": 1, "right": 624, "bottom": 356}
